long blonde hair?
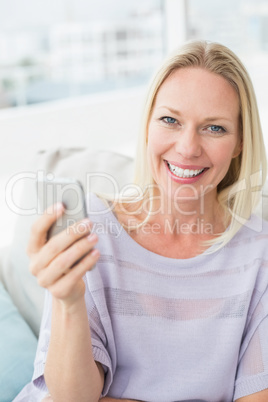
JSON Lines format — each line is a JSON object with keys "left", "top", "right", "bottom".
{"left": 132, "top": 40, "right": 267, "bottom": 250}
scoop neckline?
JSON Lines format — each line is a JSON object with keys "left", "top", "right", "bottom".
{"left": 101, "top": 196, "right": 222, "bottom": 269}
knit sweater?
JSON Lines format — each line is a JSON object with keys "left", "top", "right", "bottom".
{"left": 15, "top": 193, "right": 268, "bottom": 402}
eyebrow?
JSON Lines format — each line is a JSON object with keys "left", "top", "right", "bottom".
{"left": 156, "top": 106, "right": 181, "bottom": 115}
{"left": 156, "top": 106, "right": 235, "bottom": 123}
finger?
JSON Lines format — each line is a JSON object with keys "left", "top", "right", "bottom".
{"left": 29, "top": 218, "right": 92, "bottom": 277}
{"left": 37, "top": 218, "right": 92, "bottom": 269}
{"left": 36, "top": 234, "right": 98, "bottom": 288}
{"left": 48, "top": 248, "right": 100, "bottom": 300}
{"left": 27, "top": 203, "right": 64, "bottom": 255}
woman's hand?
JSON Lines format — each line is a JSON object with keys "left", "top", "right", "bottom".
{"left": 27, "top": 202, "right": 100, "bottom": 308}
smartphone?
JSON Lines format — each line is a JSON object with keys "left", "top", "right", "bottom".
{"left": 37, "top": 177, "right": 87, "bottom": 239}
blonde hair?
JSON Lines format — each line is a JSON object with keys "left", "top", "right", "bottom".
{"left": 132, "top": 40, "right": 267, "bottom": 250}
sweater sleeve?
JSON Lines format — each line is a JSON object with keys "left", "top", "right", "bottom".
{"left": 30, "top": 269, "right": 116, "bottom": 398}
{"left": 84, "top": 268, "right": 117, "bottom": 397}
{"left": 234, "top": 284, "right": 268, "bottom": 400}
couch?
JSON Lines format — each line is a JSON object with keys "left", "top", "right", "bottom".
{"left": 1, "top": 147, "right": 268, "bottom": 402}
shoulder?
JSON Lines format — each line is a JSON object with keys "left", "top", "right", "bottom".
{"left": 85, "top": 192, "right": 111, "bottom": 214}
{"left": 85, "top": 192, "right": 146, "bottom": 228}
{"left": 231, "top": 214, "right": 268, "bottom": 243}
{"left": 223, "top": 215, "right": 268, "bottom": 268}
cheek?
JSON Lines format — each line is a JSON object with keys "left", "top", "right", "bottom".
{"left": 208, "top": 140, "right": 238, "bottom": 173}
{"left": 147, "top": 126, "right": 171, "bottom": 157}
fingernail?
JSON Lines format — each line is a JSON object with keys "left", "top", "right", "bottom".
{"left": 46, "top": 202, "right": 63, "bottom": 214}
{"left": 81, "top": 218, "right": 91, "bottom": 227}
{"left": 73, "top": 220, "right": 90, "bottom": 236}
{"left": 87, "top": 233, "right": 97, "bottom": 242}
{"left": 55, "top": 202, "right": 64, "bottom": 211}
{"left": 77, "top": 219, "right": 90, "bottom": 230}
{"left": 91, "top": 249, "right": 100, "bottom": 257}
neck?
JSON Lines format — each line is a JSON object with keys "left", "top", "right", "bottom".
{"left": 144, "top": 189, "right": 227, "bottom": 237}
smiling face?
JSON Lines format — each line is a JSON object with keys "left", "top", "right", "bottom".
{"left": 147, "top": 67, "right": 242, "bottom": 210}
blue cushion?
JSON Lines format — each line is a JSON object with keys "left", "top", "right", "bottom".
{"left": 0, "top": 281, "right": 37, "bottom": 402}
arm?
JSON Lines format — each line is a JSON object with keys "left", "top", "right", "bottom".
{"left": 45, "top": 296, "right": 104, "bottom": 402}
{"left": 28, "top": 204, "right": 103, "bottom": 402}
{"left": 235, "top": 389, "right": 268, "bottom": 402}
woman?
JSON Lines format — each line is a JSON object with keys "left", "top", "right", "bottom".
{"left": 15, "top": 41, "right": 268, "bottom": 401}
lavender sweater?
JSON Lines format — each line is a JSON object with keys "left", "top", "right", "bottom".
{"left": 15, "top": 193, "right": 268, "bottom": 401}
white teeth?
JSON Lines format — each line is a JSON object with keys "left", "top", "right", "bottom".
{"left": 167, "top": 162, "right": 204, "bottom": 178}
{"left": 178, "top": 168, "right": 183, "bottom": 177}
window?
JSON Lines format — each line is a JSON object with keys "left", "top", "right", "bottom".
{"left": 0, "top": 0, "right": 164, "bottom": 108}
{"left": 186, "top": 0, "right": 268, "bottom": 152}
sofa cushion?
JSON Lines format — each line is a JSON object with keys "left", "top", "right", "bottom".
{"left": 0, "top": 281, "right": 37, "bottom": 400}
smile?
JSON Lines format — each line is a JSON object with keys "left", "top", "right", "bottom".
{"left": 166, "top": 161, "right": 205, "bottom": 178}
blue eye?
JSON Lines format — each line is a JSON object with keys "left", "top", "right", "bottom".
{"left": 210, "top": 125, "right": 220, "bottom": 131}
{"left": 161, "top": 116, "right": 177, "bottom": 125}
{"left": 208, "top": 125, "right": 226, "bottom": 134}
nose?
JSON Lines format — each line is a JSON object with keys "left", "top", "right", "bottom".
{"left": 175, "top": 125, "right": 202, "bottom": 158}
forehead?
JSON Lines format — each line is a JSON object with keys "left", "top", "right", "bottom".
{"left": 154, "top": 67, "right": 240, "bottom": 119}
